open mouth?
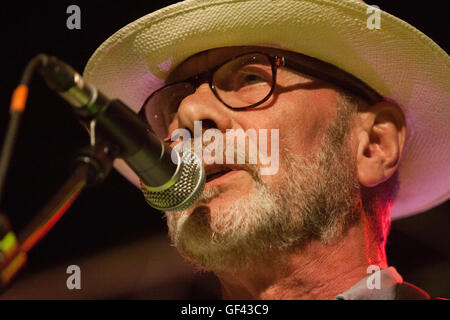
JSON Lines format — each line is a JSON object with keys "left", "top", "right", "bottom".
{"left": 206, "top": 167, "right": 233, "bottom": 183}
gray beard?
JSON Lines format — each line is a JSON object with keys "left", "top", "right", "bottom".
{"left": 165, "top": 106, "right": 361, "bottom": 273}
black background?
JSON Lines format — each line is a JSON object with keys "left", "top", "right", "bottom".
{"left": 0, "top": 1, "right": 449, "bottom": 299}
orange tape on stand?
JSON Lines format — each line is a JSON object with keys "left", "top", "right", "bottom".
{"left": 10, "top": 85, "right": 29, "bottom": 113}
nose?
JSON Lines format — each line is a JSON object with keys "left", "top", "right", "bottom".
{"left": 176, "top": 83, "right": 233, "bottom": 136}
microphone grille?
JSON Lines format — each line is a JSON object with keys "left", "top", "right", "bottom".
{"left": 140, "top": 149, "right": 205, "bottom": 211}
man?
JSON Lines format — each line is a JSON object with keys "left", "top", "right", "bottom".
{"left": 84, "top": 0, "right": 450, "bottom": 299}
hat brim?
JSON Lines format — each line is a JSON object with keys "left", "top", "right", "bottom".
{"left": 84, "top": 0, "right": 450, "bottom": 219}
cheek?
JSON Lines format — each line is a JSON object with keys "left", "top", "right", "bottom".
{"left": 236, "top": 88, "right": 339, "bottom": 185}
{"left": 257, "top": 89, "right": 338, "bottom": 158}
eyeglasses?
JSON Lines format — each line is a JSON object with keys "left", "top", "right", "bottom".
{"left": 139, "top": 51, "right": 381, "bottom": 140}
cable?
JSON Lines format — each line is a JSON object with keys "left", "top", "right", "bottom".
{"left": 0, "top": 54, "right": 48, "bottom": 207}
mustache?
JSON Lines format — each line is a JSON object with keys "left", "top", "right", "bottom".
{"left": 175, "top": 136, "right": 265, "bottom": 184}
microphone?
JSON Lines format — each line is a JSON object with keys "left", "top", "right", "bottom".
{"left": 39, "top": 56, "right": 205, "bottom": 211}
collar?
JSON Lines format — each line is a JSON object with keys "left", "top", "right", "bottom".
{"left": 335, "top": 267, "right": 403, "bottom": 300}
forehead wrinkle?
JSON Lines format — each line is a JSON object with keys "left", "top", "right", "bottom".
{"left": 167, "top": 46, "right": 272, "bottom": 83}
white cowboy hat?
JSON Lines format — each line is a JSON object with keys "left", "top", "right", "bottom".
{"left": 83, "top": 0, "right": 450, "bottom": 220}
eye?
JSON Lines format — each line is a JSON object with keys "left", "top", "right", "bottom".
{"left": 235, "top": 68, "right": 270, "bottom": 89}
{"left": 242, "top": 73, "right": 265, "bottom": 85}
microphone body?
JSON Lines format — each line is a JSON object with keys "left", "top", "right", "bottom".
{"left": 40, "top": 56, "right": 205, "bottom": 211}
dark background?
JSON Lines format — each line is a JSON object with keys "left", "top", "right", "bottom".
{"left": 0, "top": 1, "right": 449, "bottom": 299}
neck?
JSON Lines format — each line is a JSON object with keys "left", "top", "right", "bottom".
{"left": 215, "top": 215, "right": 387, "bottom": 300}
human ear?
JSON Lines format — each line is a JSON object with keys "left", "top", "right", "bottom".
{"left": 356, "top": 101, "right": 406, "bottom": 187}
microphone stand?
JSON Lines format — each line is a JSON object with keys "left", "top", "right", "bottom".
{"left": 0, "top": 140, "right": 115, "bottom": 292}
{"left": 0, "top": 55, "right": 121, "bottom": 292}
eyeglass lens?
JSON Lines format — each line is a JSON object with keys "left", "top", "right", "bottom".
{"left": 142, "top": 53, "right": 273, "bottom": 140}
